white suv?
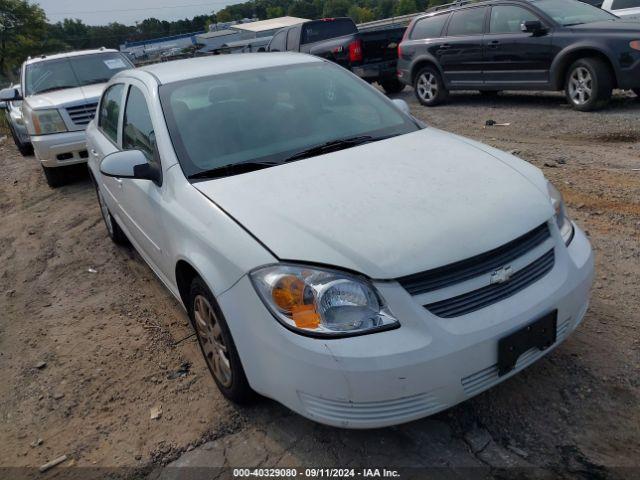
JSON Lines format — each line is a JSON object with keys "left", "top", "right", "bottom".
{"left": 0, "top": 49, "right": 133, "bottom": 187}
{"left": 602, "top": 0, "right": 640, "bottom": 19}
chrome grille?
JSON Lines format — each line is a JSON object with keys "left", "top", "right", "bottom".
{"left": 65, "top": 102, "right": 98, "bottom": 126}
{"left": 397, "top": 223, "right": 550, "bottom": 296}
{"left": 425, "top": 249, "right": 555, "bottom": 318}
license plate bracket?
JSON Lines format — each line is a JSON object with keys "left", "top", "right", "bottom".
{"left": 498, "top": 310, "right": 557, "bottom": 376}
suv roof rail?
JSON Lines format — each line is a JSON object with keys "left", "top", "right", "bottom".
{"left": 426, "top": 0, "right": 484, "bottom": 13}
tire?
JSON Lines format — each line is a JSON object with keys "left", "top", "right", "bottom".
{"left": 93, "top": 180, "right": 128, "bottom": 244}
{"left": 7, "top": 121, "right": 33, "bottom": 156}
{"left": 380, "top": 77, "right": 405, "bottom": 95}
{"left": 413, "top": 65, "right": 448, "bottom": 106}
{"left": 564, "top": 57, "right": 612, "bottom": 111}
{"left": 189, "top": 276, "right": 255, "bottom": 404}
{"left": 42, "top": 165, "right": 65, "bottom": 188}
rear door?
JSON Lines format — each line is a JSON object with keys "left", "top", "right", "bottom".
{"left": 483, "top": 4, "right": 553, "bottom": 86}
{"left": 439, "top": 6, "right": 488, "bottom": 86}
{"left": 87, "top": 83, "right": 126, "bottom": 218}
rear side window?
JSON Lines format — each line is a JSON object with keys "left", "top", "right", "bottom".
{"left": 612, "top": 0, "right": 640, "bottom": 9}
{"left": 301, "top": 19, "right": 357, "bottom": 44}
{"left": 123, "top": 86, "right": 159, "bottom": 167}
{"left": 447, "top": 7, "right": 486, "bottom": 36}
{"left": 270, "top": 29, "right": 287, "bottom": 51}
{"left": 99, "top": 83, "right": 124, "bottom": 143}
{"left": 490, "top": 5, "right": 540, "bottom": 34}
{"left": 410, "top": 14, "right": 449, "bottom": 39}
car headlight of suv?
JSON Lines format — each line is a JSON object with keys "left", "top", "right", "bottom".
{"left": 250, "top": 264, "right": 399, "bottom": 337}
{"left": 548, "top": 181, "right": 574, "bottom": 245}
{"left": 32, "top": 109, "right": 67, "bottom": 135}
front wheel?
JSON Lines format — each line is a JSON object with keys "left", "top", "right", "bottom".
{"left": 42, "top": 165, "right": 64, "bottom": 188}
{"left": 380, "top": 77, "right": 405, "bottom": 95}
{"left": 414, "top": 66, "right": 448, "bottom": 106}
{"left": 189, "top": 277, "right": 254, "bottom": 404}
{"left": 565, "top": 58, "right": 612, "bottom": 111}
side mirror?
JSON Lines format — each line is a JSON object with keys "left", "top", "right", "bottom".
{"left": 521, "top": 20, "right": 545, "bottom": 34}
{"left": 392, "top": 98, "right": 411, "bottom": 115}
{"left": 0, "top": 87, "right": 22, "bottom": 102}
{"left": 100, "top": 150, "right": 161, "bottom": 185}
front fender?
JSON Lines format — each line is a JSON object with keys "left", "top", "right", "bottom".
{"left": 410, "top": 54, "right": 445, "bottom": 84}
{"left": 550, "top": 43, "right": 619, "bottom": 89}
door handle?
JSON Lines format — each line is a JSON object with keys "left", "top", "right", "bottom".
{"left": 488, "top": 40, "right": 500, "bottom": 48}
{"left": 90, "top": 148, "right": 99, "bottom": 157}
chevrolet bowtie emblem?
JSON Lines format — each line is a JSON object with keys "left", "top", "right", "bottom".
{"left": 490, "top": 266, "right": 514, "bottom": 285}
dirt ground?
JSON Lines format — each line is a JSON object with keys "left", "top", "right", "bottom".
{"left": 1, "top": 89, "right": 639, "bottom": 479}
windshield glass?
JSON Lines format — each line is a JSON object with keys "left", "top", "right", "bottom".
{"left": 534, "top": 0, "right": 617, "bottom": 25}
{"left": 25, "top": 52, "right": 132, "bottom": 96}
{"left": 160, "top": 62, "right": 419, "bottom": 178}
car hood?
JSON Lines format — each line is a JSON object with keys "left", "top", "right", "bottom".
{"left": 25, "top": 83, "right": 105, "bottom": 109}
{"left": 194, "top": 129, "right": 554, "bottom": 279}
{"left": 569, "top": 19, "right": 640, "bottom": 33}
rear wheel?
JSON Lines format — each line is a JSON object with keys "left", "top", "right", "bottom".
{"left": 414, "top": 66, "right": 447, "bottom": 106}
{"left": 380, "top": 77, "right": 405, "bottom": 95}
{"left": 42, "top": 165, "right": 64, "bottom": 188}
{"left": 189, "top": 276, "right": 254, "bottom": 404}
{"left": 94, "top": 181, "right": 128, "bottom": 244}
{"left": 565, "top": 58, "right": 612, "bottom": 111}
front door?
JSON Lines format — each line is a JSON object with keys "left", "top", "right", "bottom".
{"left": 117, "top": 81, "right": 169, "bottom": 279}
{"left": 483, "top": 4, "right": 553, "bottom": 86}
{"left": 438, "top": 6, "right": 487, "bottom": 87}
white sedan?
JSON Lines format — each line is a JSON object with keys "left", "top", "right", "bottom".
{"left": 86, "top": 53, "right": 594, "bottom": 428}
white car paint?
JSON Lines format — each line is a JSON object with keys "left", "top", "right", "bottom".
{"left": 86, "top": 53, "right": 594, "bottom": 428}
{"left": 602, "top": 0, "right": 640, "bottom": 19}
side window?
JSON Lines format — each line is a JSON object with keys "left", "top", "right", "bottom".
{"left": 286, "top": 27, "right": 299, "bottom": 51}
{"left": 123, "top": 86, "right": 159, "bottom": 167}
{"left": 612, "top": 0, "right": 640, "bottom": 9}
{"left": 410, "top": 14, "right": 450, "bottom": 39}
{"left": 447, "top": 7, "right": 486, "bottom": 36}
{"left": 490, "top": 6, "right": 540, "bottom": 34}
{"left": 99, "top": 83, "right": 124, "bottom": 143}
{"left": 270, "top": 29, "right": 287, "bottom": 51}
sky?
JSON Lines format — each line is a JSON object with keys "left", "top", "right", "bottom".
{"left": 36, "top": 0, "right": 239, "bottom": 26}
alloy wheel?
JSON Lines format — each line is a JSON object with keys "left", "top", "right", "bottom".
{"left": 193, "top": 294, "right": 232, "bottom": 387}
{"left": 568, "top": 67, "right": 593, "bottom": 106}
{"left": 417, "top": 72, "right": 438, "bottom": 102}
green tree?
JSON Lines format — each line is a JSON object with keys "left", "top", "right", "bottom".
{"left": 394, "top": 0, "right": 417, "bottom": 16}
{"left": 266, "top": 6, "right": 285, "bottom": 18}
{"left": 348, "top": 5, "right": 375, "bottom": 23}
{"left": 288, "top": 0, "right": 320, "bottom": 18}
{"left": 0, "top": 0, "right": 49, "bottom": 82}
{"left": 322, "top": 0, "right": 351, "bottom": 17}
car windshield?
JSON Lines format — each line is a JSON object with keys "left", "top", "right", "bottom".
{"left": 25, "top": 52, "right": 132, "bottom": 96}
{"left": 160, "top": 62, "right": 420, "bottom": 178}
{"left": 534, "top": 0, "right": 618, "bottom": 25}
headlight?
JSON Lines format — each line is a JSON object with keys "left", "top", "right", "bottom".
{"left": 32, "top": 109, "right": 67, "bottom": 134}
{"left": 547, "top": 181, "right": 574, "bottom": 245}
{"left": 250, "top": 264, "right": 399, "bottom": 337}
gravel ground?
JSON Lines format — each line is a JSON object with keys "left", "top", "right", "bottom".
{"left": 0, "top": 89, "right": 638, "bottom": 479}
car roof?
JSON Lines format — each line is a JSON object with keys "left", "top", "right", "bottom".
{"left": 25, "top": 48, "right": 120, "bottom": 66}
{"left": 415, "top": 0, "right": 535, "bottom": 21}
{"left": 137, "top": 52, "right": 323, "bottom": 85}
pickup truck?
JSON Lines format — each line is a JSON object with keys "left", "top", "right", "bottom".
{"left": 267, "top": 17, "right": 407, "bottom": 94}
{"left": 0, "top": 48, "right": 134, "bottom": 187}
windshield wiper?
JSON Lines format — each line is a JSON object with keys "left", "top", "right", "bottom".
{"left": 35, "top": 85, "right": 78, "bottom": 94}
{"left": 188, "top": 161, "right": 279, "bottom": 180}
{"left": 282, "top": 135, "right": 379, "bottom": 163}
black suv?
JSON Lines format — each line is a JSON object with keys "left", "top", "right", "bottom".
{"left": 397, "top": 0, "right": 640, "bottom": 110}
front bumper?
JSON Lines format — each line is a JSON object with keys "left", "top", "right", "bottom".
{"left": 32, "top": 130, "right": 88, "bottom": 167}
{"left": 218, "top": 225, "right": 594, "bottom": 429}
